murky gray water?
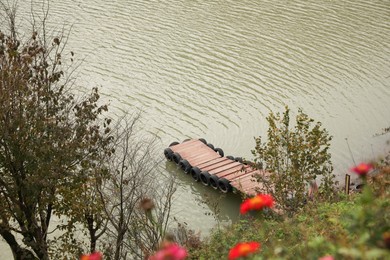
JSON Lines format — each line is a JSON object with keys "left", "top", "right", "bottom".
{"left": 1, "top": 0, "right": 390, "bottom": 257}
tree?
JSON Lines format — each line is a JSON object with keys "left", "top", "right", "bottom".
{"left": 0, "top": 3, "right": 113, "bottom": 258}
{"left": 97, "top": 114, "right": 177, "bottom": 260}
{"left": 48, "top": 163, "right": 109, "bottom": 258}
{"left": 252, "top": 106, "right": 336, "bottom": 212}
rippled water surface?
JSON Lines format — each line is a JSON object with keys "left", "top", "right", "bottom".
{"left": 1, "top": 0, "right": 390, "bottom": 257}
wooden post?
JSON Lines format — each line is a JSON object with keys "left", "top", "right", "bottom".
{"left": 345, "top": 174, "right": 350, "bottom": 194}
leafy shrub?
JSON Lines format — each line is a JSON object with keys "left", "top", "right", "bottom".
{"left": 252, "top": 106, "right": 337, "bottom": 213}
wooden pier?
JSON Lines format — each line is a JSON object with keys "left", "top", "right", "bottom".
{"left": 164, "top": 139, "right": 271, "bottom": 196}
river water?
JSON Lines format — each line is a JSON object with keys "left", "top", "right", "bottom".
{"left": 1, "top": 0, "right": 390, "bottom": 258}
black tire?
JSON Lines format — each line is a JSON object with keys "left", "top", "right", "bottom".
{"left": 164, "top": 148, "right": 173, "bottom": 161}
{"left": 198, "top": 138, "right": 207, "bottom": 144}
{"left": 172, "top": 152, "right": 182, "bottom": 164}
{"left": 191, "top": 167, "right": 201, "bottom": 182}
{"left": 183, "top": 138, "right": 191, "bottom": 142}
{"left": 169, "top": 141, "right": 179, "bottom": 147}
{"left": 178, "top": 159, "right": 191, "bottom": 173}
{"left": 226, "top": 155, "right": 235, "bottom": 160}
{"left": 185, "top": 166, "right": 192, "bottom": 174}
{"left": 235, "top": 157, "right": 243, "bottom": 163}
{"left": 207, "top": 143, "right": 214, "bottom": 150}
{"left": 214, "top": 148, "right": 224, "bottom": 157}
{"left": 209, "top": 175, "right": 219, "bottom": 189}
{"left": 200, "top": 171, "right": 211, "bottom": 186}
{"left": 218, "top": 178, "right": 232, "bottom": 193}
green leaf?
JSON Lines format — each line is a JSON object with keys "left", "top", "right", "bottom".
{"left": 338, "top": 247, "right": 363, "bottom": 258}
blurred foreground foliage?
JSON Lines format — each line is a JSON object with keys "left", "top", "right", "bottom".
{"left": 188, "top": 165, "right": 390, "bottom": 260}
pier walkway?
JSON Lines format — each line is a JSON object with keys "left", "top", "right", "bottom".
{"left": 164, "top": 139, "right": 271, "bottom": 196}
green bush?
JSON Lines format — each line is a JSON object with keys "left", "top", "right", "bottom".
{"left": 252, "top": 107, "right": 337, "bottom": 213}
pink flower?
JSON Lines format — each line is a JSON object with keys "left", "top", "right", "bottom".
{"left": 149, "top": 243, "right": 187, "bottom": 260}
{"left": 351, "top": 163, "right": 373, "bottom": 176}
{"left": 80, "top": 252, "right": 103, "bottom": 260}
{"left": 318, "top": 255, "right": 334, "bottom": 260}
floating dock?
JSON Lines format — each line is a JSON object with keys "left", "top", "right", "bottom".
{"left": 164, "top": 139, "right": 271, "bottom": 196}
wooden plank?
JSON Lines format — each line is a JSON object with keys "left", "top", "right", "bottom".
{"left": 178, "top": 147, "right": 216, "bottom": 159}
{"left": 231, "top": 175, "right": 258, "bottom": 188}
{"left": 232, "top": 182, "right": 256, "bottom": 194}
{"left": 243, "top": 182, "right": 267, "bottom": 194}
{"left": 181, "top": 148, "right": 218, "bottom": 160}
{"left": 231, "top": 172, "right": 271, "bottom": 194}
{"left": 208, "top": 161, "right": 244, "bottom": 174}
{"left": 171, "top": 140, "right": 222, "bottom": 167}
{"left": 227, "top": 168, "right": 258, "bottom": 181}
{"left": 181, "top": 151, "right": 219, "bottom": 166}
{"left": 212, "top": 165, "right": 251, "bottom": 179}
{"left": 187, "top": 153, "right": 221, "bottom": 166}
{"left": 189, "top": 156, "right": 224, "bottom": 167}
{"left": 201, "top": 160, "right": 237, "bottom": 172}
{"left": 173, "top": 143, "right": 211, "bottom": 155}
{"left": 232, "top": 178, "right": 255, "bottom": 188}
{"left": 230, "top": 170, "right": 264, "bottom": 185}
{"left": 243, "top": 182, "right": 264, "bottom": 191}
{"left": 170, "top": 141, "right": 206, "bottom": 154}
{"left": 234, "top": 180, "right": 260, "bottom": 194}
{"left": 196, "top": 157, "right": 229, "bottom": 168}
{"left": 179, "top": 150, "right": 213, "bottom": 161}
{"left": 214, "top": 165, "right": 250, "bottom": 177}
{"left": 169, "top": 139, "right": 198, "bottom": 150}
{"left": 230, "top": 169, "right": 262, "bottom": 180}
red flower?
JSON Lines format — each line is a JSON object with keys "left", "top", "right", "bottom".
{"left": 351, "top": 163, "right": 373, "bottom": 176}
{"left": 228, "top": 242, "right": 261, "bottom": 260}
{"left": 80, "top": 252, "right": 103, "bottom": 260}
{"left": 149, "top": 243, "right": 187, "bottom": 260}
{"left": 318, "top": 256, "right": 334, "bottom": 260}
{"left": 240, "top": 194, "right": 274, "bottom": 214}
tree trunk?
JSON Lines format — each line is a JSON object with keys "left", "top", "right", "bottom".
{"left": 0, "top": 228, "right": 38, "bottom": 260}
{"left": 86, "top": 214, "right": 97, "bottom": 253}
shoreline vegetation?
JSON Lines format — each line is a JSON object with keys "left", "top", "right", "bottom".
{"left": 1, "top": 1, "right": 389, "bottom": 259}
{"left": 185, "top": 162, "right": 390, "bottom": 259}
